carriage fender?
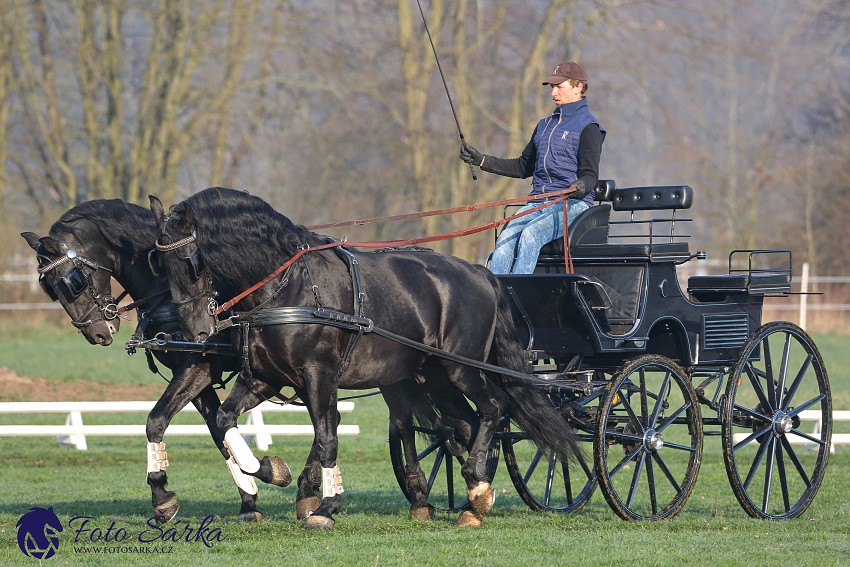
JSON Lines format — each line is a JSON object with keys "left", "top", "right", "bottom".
{"left": 647, "top": 318, "right": 692, "bottom": 365}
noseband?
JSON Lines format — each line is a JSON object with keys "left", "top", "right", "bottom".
{"left": 37, "top": 248, "right": 127, "bottom": 329}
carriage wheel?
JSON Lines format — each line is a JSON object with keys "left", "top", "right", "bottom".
{"left": 594, "top": 355, "right": 703, "bottom": 521}
{"left": 721, "top": 321, "right": 831, "bottom": 519}
{"left": 388, "top": 422, "right": 499, "bottom": 514}
{"left": 501, "top": 414, "right": 596, "bottom": 513}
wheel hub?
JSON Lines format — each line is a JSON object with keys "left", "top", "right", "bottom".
{"left": 643, "top": 429, "right": 664, "bottom": 452}
{"left": 773, "top": 411, "right": 794, "bottom": 435}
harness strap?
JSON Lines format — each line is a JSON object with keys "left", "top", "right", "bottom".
{"left": 228, "top": 305, "right": 561, "bottom": 385}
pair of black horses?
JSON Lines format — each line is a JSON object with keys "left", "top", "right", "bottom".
{"left": 24, "top": 187, "right": 580, "bottom": 529}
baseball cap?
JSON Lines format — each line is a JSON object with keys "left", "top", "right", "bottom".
{"left": 542, "top": 61, "right": 587, "bottom": 85}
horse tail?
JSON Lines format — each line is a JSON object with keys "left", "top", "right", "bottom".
{"left": 485, "top": 272, "right": 583, "bottom": 464}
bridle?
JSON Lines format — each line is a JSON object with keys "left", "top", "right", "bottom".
{"left": 37, "top": 248, "right": 128, "bottom": 329}
{"left": 154, "top": 222, "right": 219, "bottom": 319}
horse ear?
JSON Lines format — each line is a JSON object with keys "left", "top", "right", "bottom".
{"left": 39, "top": 236, "right": 63, "bottom": 255}
{"left": 149, "top": 195, "right": 165, "bottom": 221}
{"left": 21, "top": 232, "right": 42, "bottom": 251}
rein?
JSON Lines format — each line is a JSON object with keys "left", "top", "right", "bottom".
{"left": 214, "top": 188, "right": 576, "bottom": 315}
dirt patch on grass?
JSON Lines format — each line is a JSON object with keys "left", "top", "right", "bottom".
{"left": 0, "top": 366, "right": 166, "bottom": 401}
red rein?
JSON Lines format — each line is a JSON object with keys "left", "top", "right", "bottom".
{"left": 214, "top": 187, "right": 577, "bottom": 315}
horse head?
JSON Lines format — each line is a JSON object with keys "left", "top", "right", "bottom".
{"left": 150, "top": 195, "right": 218, "bottom": 343}
{"left": 22, "top": 230, "right": 120, "bottom": 346}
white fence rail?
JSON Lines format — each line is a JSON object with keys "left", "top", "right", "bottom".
{"left": 0, "top": 400, "right": 358, "bottom": 451}
{"left": 733, "top": 410, "right": 850, "bottom": 453}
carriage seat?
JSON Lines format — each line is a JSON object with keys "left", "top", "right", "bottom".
{"left": 570, "top": 185, "right": 694, "bottom": 265}
{"left": 611, "top": 185, "right": 693, "bottom": 212}
{"left": 535, "top": 180, "right": 615, "bottom": 271}
{"left": 687, "top": 273, "right": 791, "bottom": 302}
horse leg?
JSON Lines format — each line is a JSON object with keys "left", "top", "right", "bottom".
{"left": 145, "top": 360, "right": 215, "bottom": 524}
{"left": 301, "top": 380, "right": 343, "bottom": 530}
{"left": 190, "top": 383, "right": 263, "bottom": 523}
{"left": 446, "top": 367, "right": 508, "bottom": 527}
{"left": 383, "top": 383, "right": 434, "bottom": 521}
{"left": 217, "top": 376, "right": 293, "bottom": 489}
{"left": 294, "top": 403, "right": 341, "bottom": 520}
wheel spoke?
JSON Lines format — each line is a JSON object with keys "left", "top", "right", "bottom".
{"left": 762, "top": 337, "right": 777, "bottom": 409}
{"left": 776, "top": 442, "right": 791, "bottom": 513}
{"left": 416, "top": 439, "right": 442, "bottom": 461}
{"left": 651, "top": 451, "right": 682, "bottom": 493}
{"left": 523, "top": 448, "right": 544, "bottom": 484}
{"left": 561, "top": 459, "right": 574, "bottom": 504}
{"left": 544, "top": 451, "right": 557, "bottom": 506}
{"left": 745, "top": 363, "right": 775, "bottom": 414}
{"left": 787, "top": 394, "right": 827, "bottom": 417}
{"left": 779, "top": 435, "right": 813, "bottom": 489}
{"left": 649, "top": 370, "right": 672, "bottom": 428}
{"left": 787, "top": 428, "right": 826, "bottom": 446}
{"left": 775, "top": 334, "right": 792, "bottom": 408}
{"left": 761, "top": 436, "right": 777, "bottom": 513}
{"left": 625, "top": 451, "right": 647, "bottom": 509}
{"left": 654, "top": 401, "right": 691, "bottom": 435}
{"left": 619, "top": 389, "right": 646, "bottom": 434}
{"left": 733, "top": 423, "right": 772, "bottom": 451}
{"left": 447, "top": 456, "right": 457, "bottom": 510}
{"left": 605, "top": 430, "right": 644, "bottom": 443}
{"left": 781, "top": 354, "right": 813, "bottom": 410}
{"left": 607, "top": 443, "right": 642, "bottom": 478}
{"left": 426, "top": 449, "right": 445, "bottom": 493}
{"left": 742, "top": 432, "right": 772, "bottom": 490}
{"left": 646, "top": 455, "right": 658, "bottom": 515}
{"left": 639, "top": 369, "right": 650, "bottom": 428}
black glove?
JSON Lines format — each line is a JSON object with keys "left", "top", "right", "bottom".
{"left": 570, "top": 180, "right": 588, "bottom": 199}
{"left": 460, "top": 142, "right": 484, "bottom": 166}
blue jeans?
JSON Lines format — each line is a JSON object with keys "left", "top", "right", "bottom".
{"left": 489, "top": 199, "right": 590, "bottom": 274}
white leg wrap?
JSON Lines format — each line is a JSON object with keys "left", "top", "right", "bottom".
{"left": 224, "top": 428, "right": 260, "bottom": 474}
{"left": 226, "top": 456, "right": 258, "bottom": 495}
{"left": 322, "top": 466, "right": 344, "bottom": 498}
{"left": 146, "top": 442, "right": 169, "bottom": 474}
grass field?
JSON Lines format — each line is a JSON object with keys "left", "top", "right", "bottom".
{"left": 0, "top": 321, "right": 848, "bottom": 566}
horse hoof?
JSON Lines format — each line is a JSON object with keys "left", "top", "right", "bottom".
{"left": 409, "top": 504, "right": 435, "bottom": 521}
{"left": 154, "top": 495, "right": 180, "bottom": 524}
{"left": 456, "top": 510, "right": 484, "bottom": 527}
{"left": 468, "top": 483, "right": 495, "bottom": 518}
{"left": 238, "top": 511, "right": 263, "bottom": 523}
{"left": 296, "top": 496, "right": 321, "bottom": 520}
{"left": 303, "top": 515, "right": 335, "bottom": 530}
{"left": 268, "top": 456, "right": 292, "bottom": 487}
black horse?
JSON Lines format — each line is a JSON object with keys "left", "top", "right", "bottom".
{"left": 151, "top": 187, "right": 581, "bottom": 529}
{"left": 23, "top": 200, "right": 482, "bottom": 524}
{"left": 22, "top": 200, "right": 292, "bottom": 524}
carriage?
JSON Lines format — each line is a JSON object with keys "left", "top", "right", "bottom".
{"left": 31, "top": 181, "right": 828, "bottom": 526}
{"left": 387, "top": 181, "right": 831, "bottom": 521}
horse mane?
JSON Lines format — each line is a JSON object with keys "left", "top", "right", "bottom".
{"left": 176, "top": 187, "right": 321, "bottom": 287}
{"left": 53, "top": 199, "right": 157, "bottom": 263}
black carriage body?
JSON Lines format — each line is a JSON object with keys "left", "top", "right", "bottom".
{"left": 497, "top": 184, "right": 788, "bottom": 374}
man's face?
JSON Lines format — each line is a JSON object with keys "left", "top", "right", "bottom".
{"left": 550, "top": 80, "right": 584, "bottom": 105}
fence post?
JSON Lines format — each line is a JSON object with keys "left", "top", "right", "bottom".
{"left": 799, "top": 262, "right": 809, "bottom": 330}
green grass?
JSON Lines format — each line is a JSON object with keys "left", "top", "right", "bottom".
{"left": 0, "top": 322, "right": 849, "bottom": 565}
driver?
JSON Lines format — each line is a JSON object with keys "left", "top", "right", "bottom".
{"left": 460, "top": 60, "right": 605, "bottom": 274}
